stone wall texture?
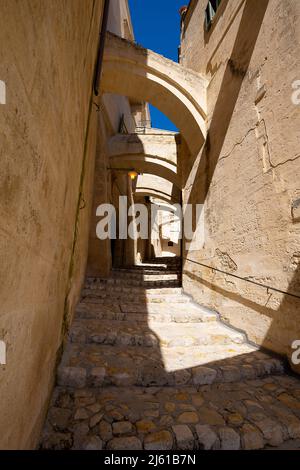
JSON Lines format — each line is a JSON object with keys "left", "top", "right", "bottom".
{"left": 0, "top": 0, "right": 103, "bottom": 448}
{"left": 180, "top": 0, "right": 300, "bottom": 372}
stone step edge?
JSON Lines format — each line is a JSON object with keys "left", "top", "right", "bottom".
{"left": 180, "top": 292, "right": 254, "bottom": 348}
{"left": 75, "top": 310, "right": 218, "bottom": 324}
{"left": 69, "top": 318, "right": 246, "bottom": 345}
{"left": 68, "top": 332, "right": 246, "bottom": 348}
{"left": 57, "top": 356, "right": 285, "bottom": 389}
{"left": 75, "top": 304, "right": 219, "bottom": 318}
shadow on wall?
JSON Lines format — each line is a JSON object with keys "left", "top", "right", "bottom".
{"left": 183, "top": 0, "right": 269, "bottom": 192}
{"left": 203, "top": 0, "right": 230, "bottom": 45}
{"left": 181, "top": 0, "right": 300, "bottom": 368}
{"left": 182, "top": 261, "right": 300, "bottom": 372}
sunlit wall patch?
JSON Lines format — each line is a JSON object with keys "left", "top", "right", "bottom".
{"left": 291, "top": 80, "right": 300, "bottom": 105}
{"left": 0, "top": 80, "right": 6, "bottom": 104}
{"left": 0, "top": 341, "right": 6, "bottom": 365}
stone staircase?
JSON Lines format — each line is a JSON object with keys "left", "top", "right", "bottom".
{"left": 40, "top": 259, "right": 300, "bottom": 450}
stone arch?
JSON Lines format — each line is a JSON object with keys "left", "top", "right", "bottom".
{"left": 110, "top": 155, "right": 179, "bottom": 187}
{"left": 108, "top": 133, "right": 181, "bottom": 187}
{"left": 134, "top": 174, "right": 181, "bottom": 204}
{"left": 102, "top": 32, "right": 208, "bottom": 155}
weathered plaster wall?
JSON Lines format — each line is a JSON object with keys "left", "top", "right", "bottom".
{"left": 0, "top": 0, "right": 103, "bottom": 448}
{"left": 104, "top": 0, "right": 135, "bottom": 134}
{"left": 86, "top": 112, "right": 112, "bottom": 278}
{"left": 180, "top": 0, "right": 300, "bottom": 371}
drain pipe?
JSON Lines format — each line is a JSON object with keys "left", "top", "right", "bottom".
{"left": 94, "top": 0, "right": 110, "bottom": 96}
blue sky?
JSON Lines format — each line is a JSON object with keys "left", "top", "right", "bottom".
{"left": 128, "top": 0, "right": 186, "bottom": 131}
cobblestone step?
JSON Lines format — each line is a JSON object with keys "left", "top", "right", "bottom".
{"left": 57, "top": 344, "right": 284, "bottom": 388}
{"left": 76, "top": 302, "right": 218, "bottom": 323}
{"left": 41, "top": 374, "right": 300, "bottom": 450}
{"left": 81, "top": 293, "right": 191, "bottom": 304}
{"left": 69, "top": 319, "right": 246, "bottom": 348}
{"left": 112, "top": 269, "right": 181, "bottom": 277}
{"left": 76, "top": 304, "right": 217, "bottom": 323}
{"left": 123, "top": 281, "right": 181, "bottom": 288}
{"left": 85, "top": 279, "right": 181, "bottom": 288}
{"left": 83, "top": 285, "right": 183, "bottom": 294}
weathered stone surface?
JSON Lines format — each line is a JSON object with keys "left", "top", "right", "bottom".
{"left": 90, "top": 367, "right": 106, "bottom": 387}
{"left": 74, "top": 408, "right": 89, "bottom": 421}
{"left": 174, "top": 369, "right": 191, "bottom": 385}
{"left": 106, "top": 409, "right": 125, "bottom": 422}
{"left": 177, "top": 412, "right": 199, "bottom": 424}
{"left": 144, "top": 409, "right": 160, "bottom": 418}
{"left": 220, "top": 366, "right": 241, "bottom": 383}
{"left": 172, "top": 425, "right": 194, "bottom": 450}
{"left": 42, "top": 432, "right": 73, "bottom": 450}
{"left": 89, "top": 412, "right": 103, "bottom": 428}
{"left": 227, "top": 413, "right": 244, "bottom": 426}
{"left": 159, "top": 415, "right": 173, "bottom": 427}
{"left": 107, "top": 436, "right": 142, "bottom": 450}
{"left": 192, "top": 366, "right": 217, "bottom": 385}
{"left": 144, "top": 431, "right": 173, "bottom": 450}
{"left": 270, "top": 407, "right": 300, "bottom": 439}
{"left": 57, "top": 367, "right": 86, "bottom": 388}
{"left": 191, "top": 394, "right": 204, "bottom": 407}
{"left": 87, "top": 403, "right": 102, "bottom": 414}
{"left": 241, "top": 424, "right": 264, "bottom": 450}
{"left": 82, "top": 436, "right": 103, "bottom": 450}
{"left": 198, "top": 407, "right": 225, "bottom": 426}
{"left": 219, "top": 427, "right": 241, "bottom": 450}
{"left": 72, "top": 422, "right": 90, "bottom": 450}
{"left": 277, "top": 393, "right": 300, "bottom": 411}
{"left": 136, "top": 419, "right": 156, "bottom": 434}
{"left": 99, "top": 421, "right": 113, "bottom": 441}
{"left": 195, "top": 425, "right": 218, "bottom": 450}
{"left": 48, "top": 407, "right": 71, "bottom": 431}
{"left": 254, "top": 418, "right": 284, "bottom": 446}
{"left": 165, "top": 402, "right": 176, "bottom": 413}
{"left": 112, "top": 421, "right": 133, "bottom": 436}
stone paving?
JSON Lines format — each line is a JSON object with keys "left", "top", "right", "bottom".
{"left": 40, "top": 259, "right": 300, "bottom": 450}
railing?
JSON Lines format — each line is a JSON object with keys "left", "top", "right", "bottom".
{"left": 135, "top": 120, "right": 152, "bottom": 134}
{"left": 183, "top": 257, "right": 300, "bottom": 300}
{"left": 118, "top": 114, "right": 152, "bottom": 134}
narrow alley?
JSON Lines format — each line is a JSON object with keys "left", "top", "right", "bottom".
{"left": 1, "top": 0, "right": 300, "bottom": 455}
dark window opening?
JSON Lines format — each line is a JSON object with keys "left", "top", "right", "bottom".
{"left": 168, "top": 241, "right": 174, "bottom": 247}
{"left": 205, "top": 0, "right": 222, "bottom": 31}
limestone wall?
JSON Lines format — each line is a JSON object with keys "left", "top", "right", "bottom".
{"left": 86, "top": 0, "right": 137, "bottom": 276}
{"left": 180, "top": 0, "right": 300, "bottom": 371}
{"left": 0, "top": 0, "right": 103, "bottom": 448}
{"left": 104, "top": 0, "right": 135, "bottom": 134}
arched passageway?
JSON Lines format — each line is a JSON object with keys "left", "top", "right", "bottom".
{"left": 102, "top": 32, "right": 208, "bottom": 155}
{"left": 108, "top": 133, "right": 180, "bottom": 187}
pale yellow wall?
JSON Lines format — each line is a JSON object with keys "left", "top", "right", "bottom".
{"left": 103, "top": 0, "right": 136, "bottom": 134}
{"left": 0, "top": 0, "right": 103, "bottom": 448}
{"left": 180, "top": 0, "right": 300, "bottom": 371}
{"left": 86, "top": 112, "right": 112, "bottom": 278}
{"left": 154, "top": 204, "right": 181, "bottom": 258}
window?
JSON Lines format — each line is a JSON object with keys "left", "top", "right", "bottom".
{"left": 205, "top": 0, "right": 222, "bottom": 31}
